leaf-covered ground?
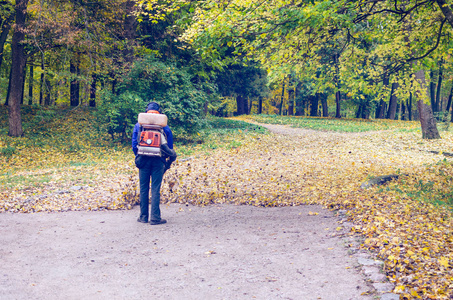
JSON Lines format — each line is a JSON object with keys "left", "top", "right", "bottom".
{"left": 162, "top": 121, "right": 453, "bottom": 299}
{"left": 1, "top": 110, "right": 453, "bottom": 299}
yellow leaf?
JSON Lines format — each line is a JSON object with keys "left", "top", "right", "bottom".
{"left": 439, "top": 257, "right": 449, "bottom": 268}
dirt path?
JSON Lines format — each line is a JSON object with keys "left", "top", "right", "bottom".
{"left": 1, "top": 124, "right": 398, "bottom": 300}
{"left": 2, "top": 204, "right": 376, "bottom": 300}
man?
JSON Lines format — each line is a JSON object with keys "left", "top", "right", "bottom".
{"left": 132, "top": 102, "right": 176, "bottom": 225}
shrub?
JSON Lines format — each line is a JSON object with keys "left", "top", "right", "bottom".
{"left": 97, "top": 55, "right": 215, "bottom": 141}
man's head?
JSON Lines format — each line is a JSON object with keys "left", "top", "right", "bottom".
{"left": 146, "top": 102, "right": 161, "bottom": 113}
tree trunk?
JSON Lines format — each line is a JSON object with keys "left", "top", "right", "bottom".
{"left": 430, "top": 70, "right": 437, "bottom": 112}
{"left": 21, "top": 62, "right": 26, "bottom": 105}
{"left": 236, "top": 95, "right": 246, "bottom": 115}
{"left": 4, "top": 67, "right": 11, "bottom": 106}
{"left": 39, "top": 55, "right": 44, "bottom": 105}
{"left": 28, "top": 60, "right": 33, "bottom": 105}
{"left": 279, "top": 83, "right": 285, "bottom": 115}
{"left": 301, "top": 97, "right": 307, "bottom": 116}
{"left": 310, "top": 95, "right": 318, "bottom": 116}
{"left": 436, "top": 62, "right": 443, "bottom": 112}
{"left": 415, "top": 70, "right": 440, "bottom": 139}
{"left": 362, "top": 102, "right": 370, "bottom": 119}
{"left": 387, "top": 82, "right": 398, "bottom": 120}
{"left": 258, "top": 96, "right": 263, "bottom": 114}
{"left": 0, "top": 13, "right": 14, "bottom": 71}
{"left": 123, "top": 0, "right": 137, "bottom": 60}
{"left": 70, "top": 56, "right": 80, "bottom": 106}
{"left": 294, "top": 83, "right": 303, "bottom": 116}
{"left": 288, "top": 88, "right": 294, "bottom": 116}
{"left": 8, "top": 0, "right": 28, "bottom": 137}
{"left": 401, "top": 101, "right": 406, "bottom": 120}
{"left": 436, "top": 0, "right": 453, "bottom": 29}
{"left": 90, "top": 73, "right": 97, "bottom": 107}
{"left": 356, "top": 104, "right": 362, "bottom": 119}
{"left": 408, "top": 94, "right": 413, "bottom": 120}
{"left": 335, "top": 91, "right": 341, "bottom": 118}
{"left": 446, "top": 84, "right": 453, "bottom": 113}
{"left": 376, "top": 100, "right": 385, "bottom": 119}
{"left": 44, "top": 77, "right": 51, "bottom": 106}
{"left": 319, "top": 93, "right": 328, "bottom": 117}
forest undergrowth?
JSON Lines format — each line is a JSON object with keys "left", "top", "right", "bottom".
{"left": 1, "top": 109, "right": 453, "bottom": 299}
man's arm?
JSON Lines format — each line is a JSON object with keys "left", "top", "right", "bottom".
{"left": 163, "top": 126, "right": 174, "bottom": 149}
{"left": 132, "top": 123, "right": 140, "bottom": 156}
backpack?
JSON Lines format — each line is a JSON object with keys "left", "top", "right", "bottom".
{"left": 138, "top": 124, "right": 166, "bottom": 157}
{"left": 136, "top": 112, "right": 175, "bottom": 158}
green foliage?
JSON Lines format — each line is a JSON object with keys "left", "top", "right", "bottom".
{"left": 106, "top": 55, "right": 215, "bottom": 137}
{"left": 96, "top": 91, "right": 143, "bottom": 142}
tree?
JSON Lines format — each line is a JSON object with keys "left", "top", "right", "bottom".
{"left": 0, "top": 0, "right": 14, "bottom": 71}
{"left": 415, "top": 70, "right": 441, "bottom": 139}
{"left": 8, "top": 0, "right": 28, "bottom": 137}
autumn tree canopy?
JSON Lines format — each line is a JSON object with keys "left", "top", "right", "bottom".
{"left": 2, "top": 0, "right": 453, "bottom": 138}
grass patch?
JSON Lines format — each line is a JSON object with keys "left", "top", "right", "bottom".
{"left": 386, "top": 159, "right": 453, "bottom": 209}
{"left": 237, "top": 114, "right": 420, "bottom": 132}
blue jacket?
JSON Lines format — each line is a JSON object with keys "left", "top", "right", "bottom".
{"left": 132, "top": 123, "right": 174, "bottom": 156}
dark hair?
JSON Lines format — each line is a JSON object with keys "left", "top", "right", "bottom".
{"left": 146, "top": 102, "right": 161, "bottom": 113}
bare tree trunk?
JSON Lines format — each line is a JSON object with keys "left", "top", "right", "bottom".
{"left": 279, "top": 83, "right": 285, "bottom": 115}
{"left": 8, "top": 0, "right": 28, "bottom": 137}
{"left": 446, "top": 84, "right": 453, "bottom": 113}
{"left": 4, "top": 67, "right": 11, "bottom": 106}
{"left": 0, "top": 13, "right": 14, "bottom": 71}
{"left": 89, "top": 73, "right": 97, "bottom": 107}
{"left": 288, "top": 88, "right": 294, "bottom": 116}
{"left": 236, "top": 95, "right": 246, "bottom": 115}
{"left": 401, "top": 101, "right": 406, "bottom": 120}
{"left": 44, "top": 77, "right": 51, "bottom": 106}
{"left": 376, "top": 100, "right": 385, "bottom": 119}
{"left": 387, "top": 82, "right": 398, "bottom": 120}
{"left": 436, "top": 0, "right": 453, "bottom": 30}
{"left": 70, "top": 56, "right": 80, "bottom": 106}
{"left": 356, "top": 104, "right": 362, "bottom": 118}
{"left": 415, "top": 70, "right": 440, "bottom": 139}
{"left": 20, "top": 62, "right": 26, "bottom": 105}
{"left": 408, "top": 93, "right": 413, "bottom": 121}
{"left": 320, "top": 93, "right": 328, "bottom": 117}
{"left": 436, "top": 61, "right": 443, "bottom": 112}
{"left": 430, "top": 70, "right": 437, "bottom": 113}
{"left": 28, "top": 59, "right": 33, "bottom": 105}
{"left": 294, "top": 83, "right": 304, "bottom": 116}
{"left": 335, "top": 91, "right": 341, "bottom": 118}
{"left": 258, "top": 96, "right": 263, "bottom": 114}
{"left": 310, "top": 95, "right": 318, "bottom": 116}
{"left": 39, "top": 55, "right": 44, "bottom": 105}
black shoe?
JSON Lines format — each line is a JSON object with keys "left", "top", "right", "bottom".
{"left": 150, "top": 219, "right": 167, "bottom": 225}
{"left": 137, "top": 216, "right": 148, "bottom": 223}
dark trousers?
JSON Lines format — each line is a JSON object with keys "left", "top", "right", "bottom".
{"left": 139, "top": 157, "right": 165, "bottom": 221}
